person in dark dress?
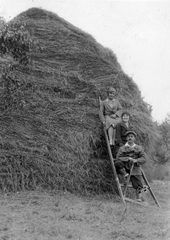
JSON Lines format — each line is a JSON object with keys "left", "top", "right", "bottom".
{"left": 115, "top": 111, "right": 132, "bottom": 154}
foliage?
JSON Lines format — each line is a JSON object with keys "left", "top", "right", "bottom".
{"left": 154, "top": 113, "right": 170, "bottom": 164}
{"left": 0, "top": 16, "right": 34, "bottom": 112}
{"left": 0, "top": 8, "right": 158, "bottom": 193}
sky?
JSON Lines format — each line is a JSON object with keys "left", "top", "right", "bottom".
{"left": 0, "top": 0, "right": 170, "bottom": 123}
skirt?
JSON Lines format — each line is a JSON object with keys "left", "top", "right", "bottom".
{"left": 105, "top": 115, "right": 121, "bottom": 130}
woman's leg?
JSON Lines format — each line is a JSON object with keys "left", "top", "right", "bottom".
{"left": 108, "top": 126, "right": 116, "bottom": 145}
{"left": 112, "top": 128, "right": 116, "bottom": 145}
{"left": 108, "top": 126, "right": 114, "bottom": 145}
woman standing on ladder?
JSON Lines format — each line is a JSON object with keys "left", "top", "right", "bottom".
{"left": 99, "top": 87, "right": 122, "bottom": 146}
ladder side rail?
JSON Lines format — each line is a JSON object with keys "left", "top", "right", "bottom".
{"left": 99, "top": 96, "right": 125, "bottom": 205}
{"left": 103, "top": 126, "right": 126, "bottom": 205}
{"left": 141, "top": 168, "right": 161, "bottom": 208}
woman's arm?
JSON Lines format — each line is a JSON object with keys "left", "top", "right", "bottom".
{"left": 116, "top": 100, "right": 122, "bottom": 117}
{"left": 99, "top": 101, "right": 106, "bottom": 124}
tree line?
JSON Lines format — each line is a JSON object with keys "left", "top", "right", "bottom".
{"left": 154, "top": 114, "right": 170, "bottom": 165}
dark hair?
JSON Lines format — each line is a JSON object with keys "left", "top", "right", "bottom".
{"left": 121, "top": 111, "right": 130, "bottom": 118}
{"left": 107, "top": 87, "right": 116, "bottom": 95}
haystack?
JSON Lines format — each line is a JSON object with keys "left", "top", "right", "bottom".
{"left": 0, "top": 8, "right": 156, "bottom": 194}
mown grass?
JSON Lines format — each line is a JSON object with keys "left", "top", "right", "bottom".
{"left": 0, "top": 181, "right": 169, "bottom": 240}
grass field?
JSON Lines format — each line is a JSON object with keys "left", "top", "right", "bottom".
{"left": 0, "top": 180, "right": 169, "bottom": 240}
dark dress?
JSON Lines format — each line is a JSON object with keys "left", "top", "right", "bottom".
{"left": 115, "top": 121, "right": 132, "bottom": 147}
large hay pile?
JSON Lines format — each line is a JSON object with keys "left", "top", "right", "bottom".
{"left": 0, "top": 8, "right": 156, "bottom": 194}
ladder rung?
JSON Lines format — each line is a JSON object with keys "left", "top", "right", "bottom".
{"left": 120, "top": 183, "right": 133, "bottom": 188}
{"left": 124, "top": 197, "right": 149, "bottom": 207}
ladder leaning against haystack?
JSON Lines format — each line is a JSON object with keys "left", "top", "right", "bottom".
{"left": 99, "top": 97, "right": 160, "bottom": 207}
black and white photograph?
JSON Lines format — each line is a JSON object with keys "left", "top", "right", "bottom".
{"left": 0, "top": 0, "right": 170, "bottom": 239}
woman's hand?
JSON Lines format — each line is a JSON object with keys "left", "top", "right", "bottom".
{"left": 110, "top": 114, "right": 116, "bottom": 119}
{"left": 128, "top": 157, "right": 137, "bottom": 163}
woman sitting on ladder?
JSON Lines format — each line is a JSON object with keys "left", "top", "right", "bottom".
{"left": 99, "top": 87, "right": 122, "bottom": 146}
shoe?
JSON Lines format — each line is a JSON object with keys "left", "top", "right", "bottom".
{"left": 118, "top": 168, "right": 128, "bottom": 176}
{"left": 136, "top": 192, "right": 142, "bottom": 201}
{"left": 136, "top": 190, "right": 146, "bottom": 202}
{"left": 136, "top": 187, "right": 143, "bottom": 201}
{"left": 124, "top": 173, "right": 129, "bottom": 178}
{"left": 122, "top": 174, "right": 129, "bottom": 185}
{"left": 143, "top": 186, "right": 148, "bottom": 192}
